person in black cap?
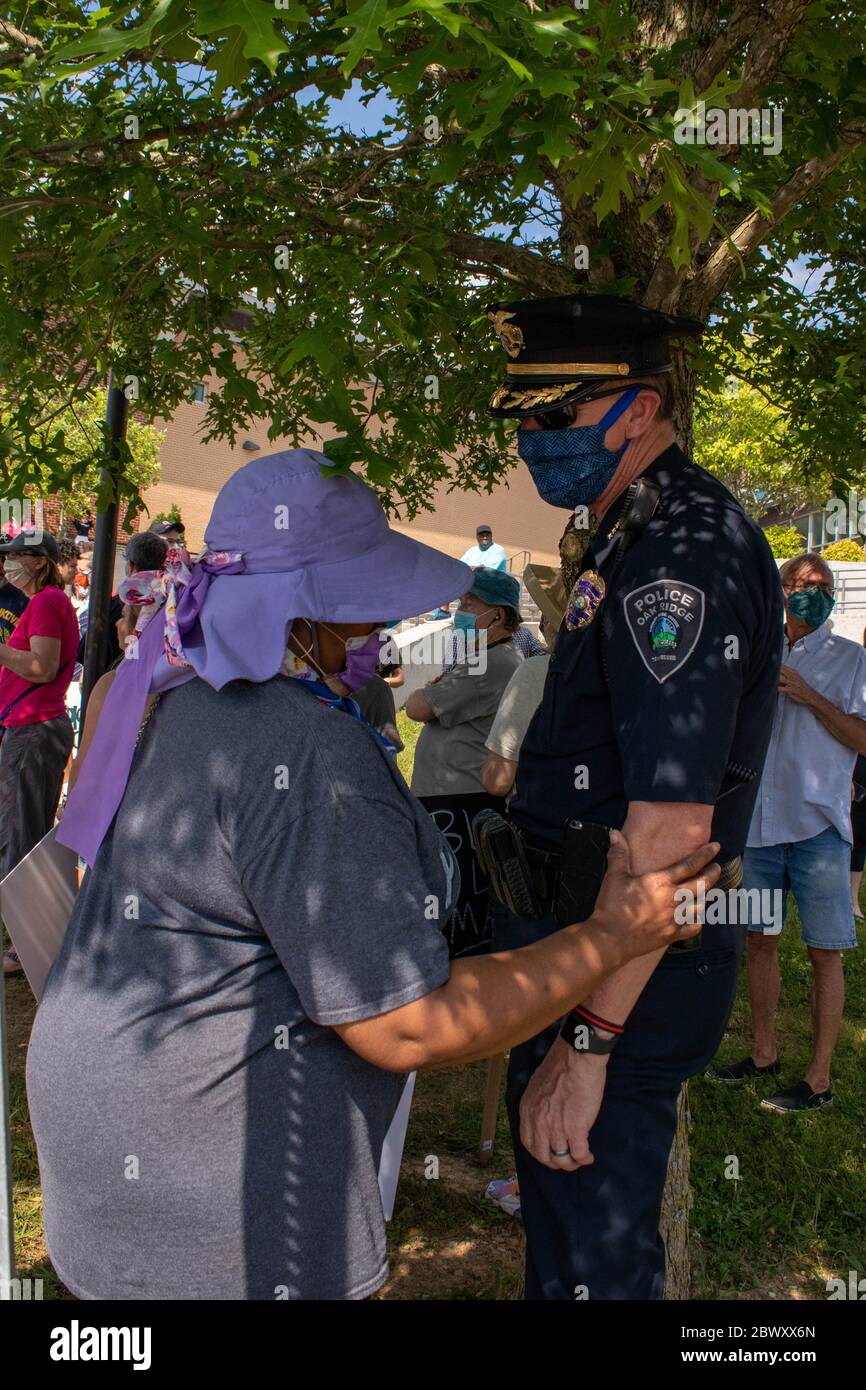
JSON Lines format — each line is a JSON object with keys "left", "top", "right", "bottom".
{"left": 148, "top": 517, "right": 186, "bottom": 547}
{"left": 483, "top": 293, "right": 783, "bottom": 1299}
{"left": 460, "top": 525, "right": 508, "bottom": 573}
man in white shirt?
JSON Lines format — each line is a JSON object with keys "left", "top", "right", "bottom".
{"left": 459, "top": 525, "right": 507, "bottom": 572}
{"left": 712, "top": 552, "right": 866, "bottom": 1112}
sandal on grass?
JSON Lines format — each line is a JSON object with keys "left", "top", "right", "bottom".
{"left": 3, "top": 949, "right": 24, "bottom": 978}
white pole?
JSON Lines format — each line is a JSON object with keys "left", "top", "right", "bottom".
{"left": 0, "top": 969, "right": 15, "bottom": 1295}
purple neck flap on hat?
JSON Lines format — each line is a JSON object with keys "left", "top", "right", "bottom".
{"left": 57, "top": 554, "right": 248, "bottom": 866}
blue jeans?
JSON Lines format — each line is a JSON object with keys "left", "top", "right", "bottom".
{"left": 490, "top": 900, "right": 744, "bottom": 1300}
{"left": 743, "top": 827, "right": 858, "bottom": 950}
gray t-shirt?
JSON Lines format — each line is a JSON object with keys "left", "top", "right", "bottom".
{"left": 410, "top": 639, "right": 523, "bottom": 796}
{"left": 26, "top": 676, "right": 454, "bottom": 1301}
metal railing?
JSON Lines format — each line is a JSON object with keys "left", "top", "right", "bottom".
{"left": 833, "top": 569, "right": 866, "bottom": 611}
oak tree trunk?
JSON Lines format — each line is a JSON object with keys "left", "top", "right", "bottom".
{"left": 660, "top": 1084, "right": 692, "bottom": 1299}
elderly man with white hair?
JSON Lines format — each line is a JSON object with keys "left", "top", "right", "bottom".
{"left": 712, "top": 551, "right": 866, "bottom": 1111}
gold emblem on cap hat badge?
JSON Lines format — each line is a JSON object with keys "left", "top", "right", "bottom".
{"left": 487, "top": 309, "right": 525, "bottom": 359}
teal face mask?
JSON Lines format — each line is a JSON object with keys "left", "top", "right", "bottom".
{"left": 787, "top": 586, "right": 835, "bottom": 628}
{"left": 454, "top": 606, "right": 494, "bottom": 633}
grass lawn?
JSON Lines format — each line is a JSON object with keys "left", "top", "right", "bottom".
{"left": 8, "top": 709, "right": 865, "bottom": 1299}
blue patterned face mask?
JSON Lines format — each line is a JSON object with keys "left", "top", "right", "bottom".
{"left": 516, "top": 389, "right": 640, "bottom": 509}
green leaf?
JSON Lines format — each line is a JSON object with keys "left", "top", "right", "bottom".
{"left": 208, "top": 27, "right": 250, "bottom": 94}
{"left": 332, "top": 0, "right": 390, "bottom": 77}
{"left": 194, "top": 0, "right": 291, "bottom": 74}
{"left": 592, "top": 159, "right": 632, "bottom": 222}
{"left": 47, "top": 0, "right": 185, "bottom": 67}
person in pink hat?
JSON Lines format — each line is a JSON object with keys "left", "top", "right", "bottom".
{"left": 27, "top": 449, "right": 719, "bottom": 1301}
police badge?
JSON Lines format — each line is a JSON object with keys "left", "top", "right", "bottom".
{"left": 565, "top": 570, "right": 606, "bottom": 631}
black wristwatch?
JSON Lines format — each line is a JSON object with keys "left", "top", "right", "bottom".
{"left": 559, "top": 1009, "right": 621, "bottom": 1055}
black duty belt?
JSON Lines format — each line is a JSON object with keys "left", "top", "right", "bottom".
{"left": 472, "top": 808, "right": 743, "bottom": 955}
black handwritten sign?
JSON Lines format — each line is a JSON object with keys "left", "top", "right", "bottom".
{"left": 418, "top": 792, "right": 505, "bottom": 959}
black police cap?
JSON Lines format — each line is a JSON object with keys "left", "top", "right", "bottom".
{"left": 486, "top": 293, "right": 704, "bottom": 419}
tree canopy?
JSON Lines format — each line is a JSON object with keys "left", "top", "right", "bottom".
{"left": 693, "top": 339, "right": 860, "bottom": 521}
{"left": 1, "top": 1, "right": 865, "bottom": 515}
{"left": 5, "top": 387, "right": 163, "bottom": 522}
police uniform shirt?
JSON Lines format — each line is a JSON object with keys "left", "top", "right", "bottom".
{"left": 510, "top": 444, "right": 783, "bottom": 863}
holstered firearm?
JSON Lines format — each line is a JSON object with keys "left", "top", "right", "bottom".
{"left": 471, "top": 808, "right": 543, "bottom": 919}
{"left": 472, "top": 808, "right": 744, "bottom": 951}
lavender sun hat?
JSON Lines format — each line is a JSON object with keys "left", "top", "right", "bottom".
{"left": 58, "top": 448, "right": 473, "bottom": 864}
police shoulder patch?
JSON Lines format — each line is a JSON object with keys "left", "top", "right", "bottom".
{"left": 622, "top": 579, "right": 705, "bottom": 684}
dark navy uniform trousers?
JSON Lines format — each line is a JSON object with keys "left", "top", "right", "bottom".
{"left": 492, "top": 903, "right": 745, "bottom": 1300}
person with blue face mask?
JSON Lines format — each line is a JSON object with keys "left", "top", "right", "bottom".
{"left": 406, "top": 567, "right": 523, "bottom": 797}
{"left": 711, "top": 552, "right": 866, "bottom": 1114}
{"left": 481, "top": 292, "right": 784, "bottom": 1300}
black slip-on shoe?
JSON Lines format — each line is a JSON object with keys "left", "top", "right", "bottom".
{"left": 761, "top": 1081, "right": 833, "bottom": 1114}
{"left": 707, "top": 1055, "right": 781, "bottom": 1083}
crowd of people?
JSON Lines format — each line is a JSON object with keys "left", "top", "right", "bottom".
{"left": 0, "top": 518, "right": 187, "bottom": 976}
{"left": 0, "top": 291, "right": 861, "bottom": 1304}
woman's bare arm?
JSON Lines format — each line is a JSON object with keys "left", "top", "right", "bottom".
{"left": 66, "top": 670, "right": 116, "bottom": 794}
{"left": 334, "top": 835, "right": 719, "bottom": 1072}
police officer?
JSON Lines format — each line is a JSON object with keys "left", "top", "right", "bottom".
{"left": 484, "top": 294, "right": 783, "bottom": 1300}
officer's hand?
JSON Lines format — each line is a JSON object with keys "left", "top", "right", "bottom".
{"left": 519, "top": 1038, "right": 607, "bottom": 1172}
{"left": 589, "top": 831, "right": 721, "bottom": 964}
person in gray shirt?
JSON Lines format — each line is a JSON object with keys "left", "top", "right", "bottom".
{"left": 29, "top": 449, "right": 720, "bottom": 1301}
{"left": 407, "top": 567, "right": 524, "bottom": 796}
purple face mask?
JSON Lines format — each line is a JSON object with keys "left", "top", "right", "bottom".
{"left": 333, "top": 627, "right": 385, "bottom": 691}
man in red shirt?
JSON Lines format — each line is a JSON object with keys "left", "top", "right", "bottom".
{"left": 0, "top": 531, "right": 79, "bottom": 974}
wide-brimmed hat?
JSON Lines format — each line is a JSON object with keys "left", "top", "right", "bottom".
{"left": 58, "top": 449, "right": 473, "bottom": 865}
{"left": 0, "top": 530, "right": 59, "bottom": 561}
{"left": 486, "top": 293, "right": 704, "bottom": 419}
{"left": 522, "top": 562, "right": 568, "bottom": 631}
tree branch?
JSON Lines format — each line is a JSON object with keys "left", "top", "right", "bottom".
{"left": 691, "top": 122, "right": 866, "bottom": 312}
{"left": 732, "top": 0, "right": 810, "bottom": 112}
{"left": 0, "top": 19, "right": 44, "bottom": 58}
{"left": 444, "top": 233, "right": 575, "bottom": 293}
{"left": 689, "top": 3, "right": 761, "bottom": 92}
{"left": 18, "top": 63, "right": 373, "bottom": 163}
{"left": 644, "top": 0, "right": 826, "bottom": 308}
